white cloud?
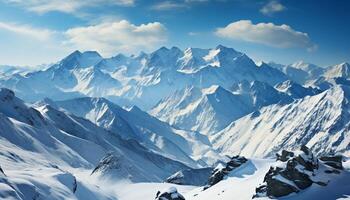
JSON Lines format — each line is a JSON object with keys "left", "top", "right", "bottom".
{"left": 64, "top": 20, "right": 167, "bottom": 55}
{"left": 260, "top": 0, "right": 285, "bottom": 15}
{"left": 2, "top": 0, "right": 134, "bottom": 14}
{"left": 215, "top": 20, "right": 316, "bottom": 51}
{"left": 0, "top": 21, "right": 72, "bottom": 66}
{"left": 0, "top": 21, "right": 56, "bottom": 41}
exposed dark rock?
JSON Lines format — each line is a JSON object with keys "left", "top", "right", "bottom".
{"left": 205, "top": 155, "right": 247, "bottom": 189}
{"left": 254, "top": 146, "right": 319, "bottom": 198}
{"left": 320, "top": 155, "right": 343, "bottom": 170}
{"left": 0, "top": 165, "right": 4, "bottom": 175}
{"left": 277, "top": 150, "right": 294, "bottom": 162}
{"left": 91, "top": 153, "right": 122, "bottom": 175}
{"left": 165, "top": 167, "right": 213, "bottom": 186}
{"left": 324, "top": 169, "right": 340, "bottom": 174}
{"left": 72, "top": 176, "right": 77, "bottom": 193}
{"left": 155, "top": 187, "right": 185, "bottom": 200}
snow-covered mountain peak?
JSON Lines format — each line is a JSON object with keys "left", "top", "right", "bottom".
{"left": 151, "top": 46, "right": 183, "bottom": 60}
{"left": 290, "top": 60, "right": 319, "bottom": 70}
{"left": 325, "top": 62, "right": 350, "bottom": 78}
{"left": 126, "top": 105, "right": 147, "bottom": 116}
{"left": 144, "top": 46, "right": 184, "bottom": 71}
{"left": 177, "top": 48, "right": 210, "bottom": 72}
{"left": 201, "top": 85, "right": 222, "bottom": 95}
{"left": 214, "top": 45, "right": 242, "bottom": 59}
{"left": 339, "top": 62, "right": 350, "bottom": 67}
{"left": 275, "top": 80, "right": 321, "bottom": 99}
{"left": 56, "top": 50, "right": 103, "bottom": 69}
{"left": 33, "top": 97, "right": 59, "bottom": 109}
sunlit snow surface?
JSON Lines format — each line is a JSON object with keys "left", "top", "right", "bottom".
{"left": 1, "top": 153, "right": 350, "bottom": 200}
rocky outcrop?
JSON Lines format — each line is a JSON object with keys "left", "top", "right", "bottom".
{"left": 155, "top": 187, "right": 185, "bottom": 200}
{"left": 205, "top": 155, "right": 247, "bottom": 189}
{"left": 320, "top": 155, "right": 343, "bottom": 170}
{"left": 165, "top": 167, "right": 213, "bottom": 186}
{"left": 254, "top": 146, "right": 344, "bottom": 198}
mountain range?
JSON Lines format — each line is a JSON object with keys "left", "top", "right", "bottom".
{"left": 0, "top": 45, "right": 349, "bottom": 200}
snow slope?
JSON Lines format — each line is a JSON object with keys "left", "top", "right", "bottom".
{"left": 324, "top": 62, "right": 350, "bottom": 80}
{"left": 151, "top": 81, "right": 292, "bottom": 135}
{"left": 108, "top": 158, "right": 350, "bottom": 200}
{"left": 0, "top": 88, "right": 195, "bottom": 199}
{"left": 54, "top": 97, "right": 222, "bottom": 167}
{"left": 212, "top": 84, "right": 350, "bottom": 158}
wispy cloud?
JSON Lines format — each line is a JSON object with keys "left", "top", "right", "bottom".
{"left": 260, "top": 0, "right": 285, "bottom": 16}
{"left": 1, "top": 0, "right": 135, "bottom": 14}
{"left": 150, "top": 1, "right": 188, "bottom": 11}
{"left": 150, "top": 0, "right": 213, "bottom": 11}
{"left": 0, "top": 21, "right": 56, "bottom": 41}
{"left": 215, "top": 20, "right": 316, "bottom": 51}
{"left": 64, "top": 20, "right": 167, "bottom": 55}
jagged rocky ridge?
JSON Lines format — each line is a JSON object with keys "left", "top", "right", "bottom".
{"left": 254, "top": 146, "right": 344, "bottom": 198}
{"left": 165, "top": 167, "right": 213, "bottom": 186}
{"left": 205, "top": 156, "right": 248, "bottom": 189}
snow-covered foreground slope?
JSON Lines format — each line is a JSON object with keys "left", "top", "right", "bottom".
{"left": 212, "top": 84, "right": 350, "bottom": 158}
{"left": 0, "top": 88, "right": 196, "bottom": 199}
{"left": 104, "top": 157, "right": 350, "bottom": 200}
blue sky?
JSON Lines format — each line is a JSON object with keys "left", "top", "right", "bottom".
{"left": 0, "top": 0, "right": 349, "bottom": 67}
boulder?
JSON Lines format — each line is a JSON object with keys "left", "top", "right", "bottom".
{"left": 206, "top": 155, "right": 247, "bottom": 188}
{"left": 155, "top": 187, "right": 185, "bottom": 200}
{"left": 320, "top": 155, "right": 343, "bottom": 170}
